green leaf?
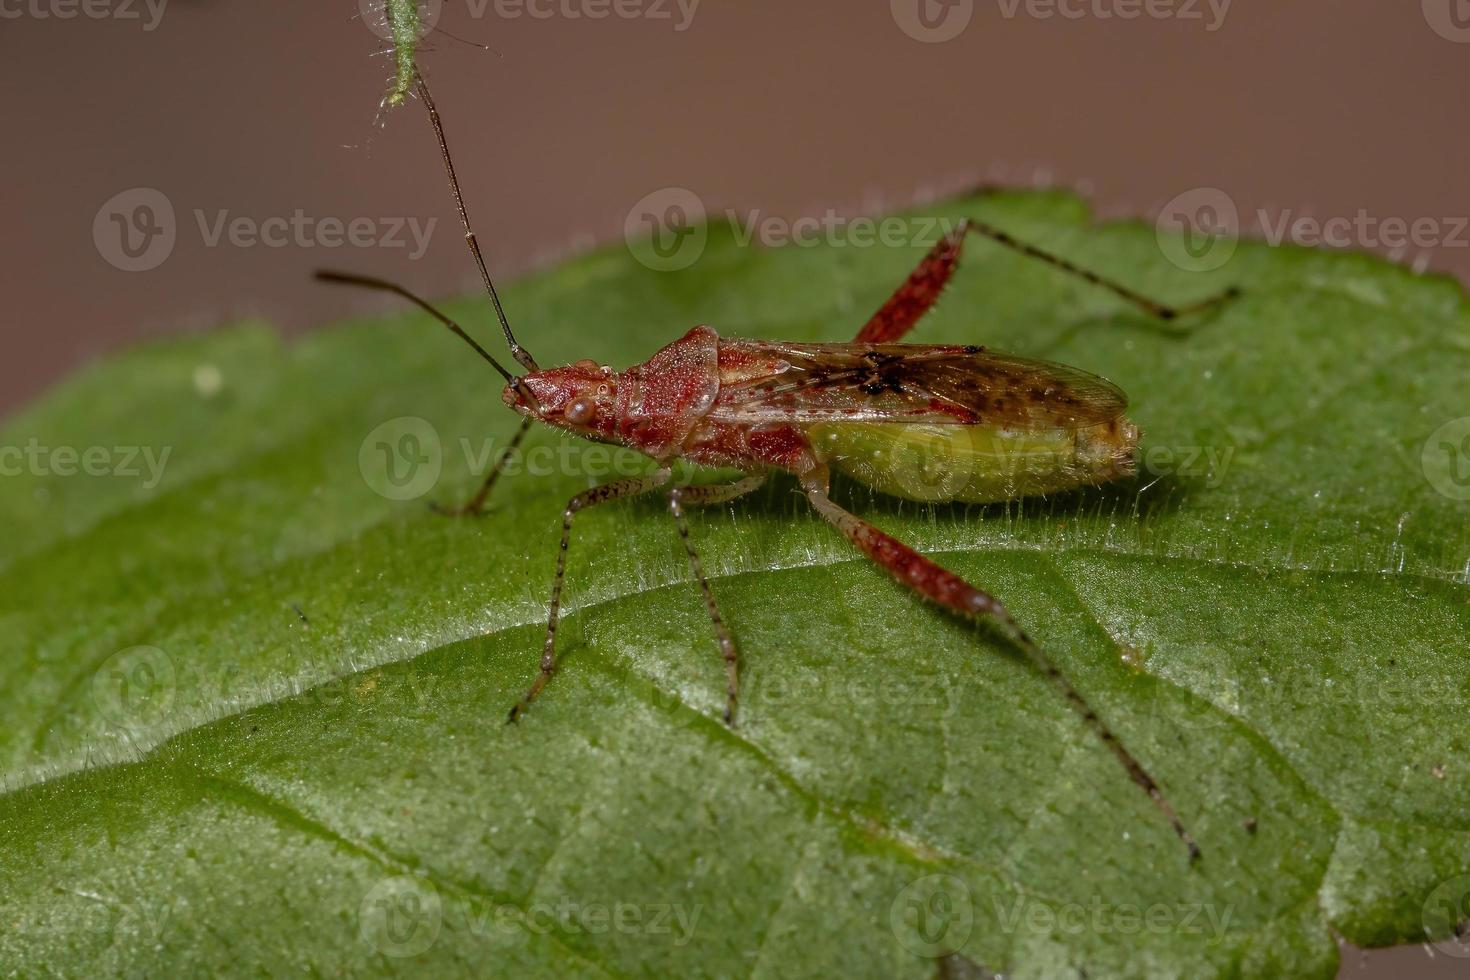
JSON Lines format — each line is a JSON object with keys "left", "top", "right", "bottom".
{"left": 3, "top": 190, "right": 1468, "bottom": 977}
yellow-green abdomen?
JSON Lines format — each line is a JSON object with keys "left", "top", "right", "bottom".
{"left": 808, "top": 418, "right": 1139, "bottom": 503}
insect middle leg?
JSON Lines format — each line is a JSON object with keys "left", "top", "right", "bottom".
{"left": 854, "top": 216, "right": 1238, "bottom": 344}
{"left": 667, "top": 475, "right": 768, "bottom": 725}
{"left": 508, "top": 468, "right": 672, "bottom": 722}
{"left": 798, "top": 468, "right": 1200, "bottom": 860}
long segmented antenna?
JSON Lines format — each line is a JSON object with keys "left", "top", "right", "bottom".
{"left": 414, "top": 71, "right": 540, "bottom": 373}
{"left": 315, "top": 271, "right": 537, "bottom": 410}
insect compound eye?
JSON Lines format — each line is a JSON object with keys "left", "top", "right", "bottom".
{"left": 564, "top": 397, "right": 596, "bottom": 425}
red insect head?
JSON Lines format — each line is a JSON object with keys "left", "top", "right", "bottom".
{"left": 502, "top": 327, "right": 723, "bottom": 458}
{"left": 502, "top": 357, "right": 616, "bottom": 436}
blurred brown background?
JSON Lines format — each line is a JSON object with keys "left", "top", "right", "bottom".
{"left": 7, "top": 1, "right": 1470, "bottom": 420}
{"left": 4, "top": 1, "right": 1470, "bottom": 973}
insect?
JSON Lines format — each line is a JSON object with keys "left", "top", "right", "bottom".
{"left": 319, "top": 73, "right": 1236, "bottom": 861}
{"left": 380, "top": 0, "right": 422, "bottom": 109}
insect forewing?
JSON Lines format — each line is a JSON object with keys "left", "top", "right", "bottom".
{"left": 710, "top": 341, "right": 1128, "bottom": 430}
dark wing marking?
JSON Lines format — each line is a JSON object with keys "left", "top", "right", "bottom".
{"left": 709, "top": 341, "right": 1128, "bottom": 429}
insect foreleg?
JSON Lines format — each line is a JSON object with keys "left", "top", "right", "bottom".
{"left": 798, "top": 470, "right": 1200, "bottom": 861}
{"left": 433, "top": 416, "right": 533, "bottom": 517}
{"left": 507, "top": 468, "right": 673, "bottom": 722}
{"left": 667, "top": 475, "right": 769, "bottom": 725}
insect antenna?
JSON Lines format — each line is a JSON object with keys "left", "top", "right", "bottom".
{"left": 314, "top": 271, "right": 537, "bottom": 408}
{"left": 413, "top": 70, "right": 540, "bottom": 373}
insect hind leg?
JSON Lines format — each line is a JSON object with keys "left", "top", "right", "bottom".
{"left": 959, "top": 217, "right": 1237, "bottom": 322}
{"left": 799, "top": 471, "right": 1200, "bottom": 861}
{"left": 853, "top": 216, "right": 1238, "bottom": 345}
{"left": 854, "top": 224, "right": 969, "bottom": 344}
